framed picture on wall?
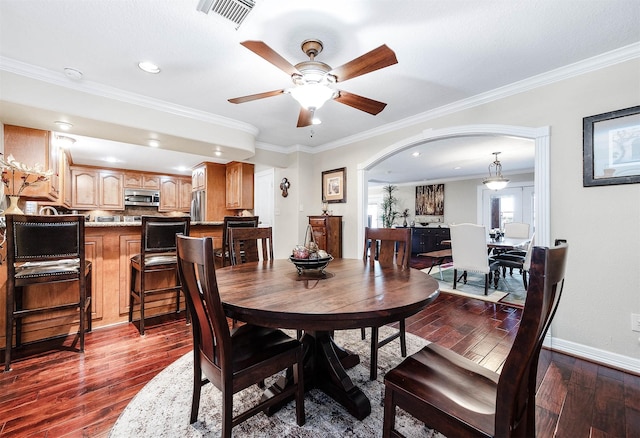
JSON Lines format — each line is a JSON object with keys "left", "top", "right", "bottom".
{"left": 583, "top": 105, "right": 640, "bottom": 187}
{"left": 322, "top": 167, "right": 346, "bottom": 203}
{"left": 415, "top": 184, "right": 444, "bottom": 215}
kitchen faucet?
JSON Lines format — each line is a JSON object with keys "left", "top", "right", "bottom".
{"left": 38, "top": 206, "right": 59, "bottom": 215}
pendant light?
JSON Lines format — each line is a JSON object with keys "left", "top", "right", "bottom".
{"left": 483, "top": 152, "right": 510, "bottom": 190}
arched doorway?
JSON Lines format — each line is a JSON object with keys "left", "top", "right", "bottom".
{"left": 356, "top": 124, "right": 550, "bottom": 251}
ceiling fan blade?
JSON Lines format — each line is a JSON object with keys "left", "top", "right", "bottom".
{"left": 296, "top": 108, "right": 314, "bottom": 127}
{"left": 330, "top": 44, "right": 398, "bottom": 82}
{"left": 240, "top": 41, "right": 300, "bottom": 76}
{"left": 334, "top": 90, "right": 387, "bottom": 115}
{"left": 228, "top": 89, "right": 285, "bottom": 104}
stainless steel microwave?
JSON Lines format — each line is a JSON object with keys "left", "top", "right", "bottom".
{"left": 124, "top": 189, "right": 160, "bottom": 207}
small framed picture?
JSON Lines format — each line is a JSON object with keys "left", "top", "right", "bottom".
{"left": 583, "top": 105, "right": 640, "bottom": 187}
{"left": 322, "top": 167, "right": 346, "bottom": 203}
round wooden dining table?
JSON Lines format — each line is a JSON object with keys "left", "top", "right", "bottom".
{"left": 215, "top": 258, "right": 440, "bottom": 420}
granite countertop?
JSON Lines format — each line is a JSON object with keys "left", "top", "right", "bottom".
{"left": 85, "top": 221, "right": 223, "bottom": 227}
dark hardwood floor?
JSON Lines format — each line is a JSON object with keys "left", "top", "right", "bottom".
{"left": 2, "top": 290, "right": 639, "bottom": 436}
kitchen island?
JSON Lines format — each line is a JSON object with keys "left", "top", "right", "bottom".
{"left": 0, "top": 221, "right": 223, "bottom": 350}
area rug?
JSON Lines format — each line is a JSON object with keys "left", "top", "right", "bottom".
{"left": 423, "top": 266, "right": 526, "bottom": 308}
{"left": 109, "top": 327, "right": 445, "bottom": 438}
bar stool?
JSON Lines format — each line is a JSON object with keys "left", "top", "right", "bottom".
{"left": 4, "top": 214, "right": 92, "bottom": 372}
{"left": 129, "top": 216, "right": 190, "bottom": 335}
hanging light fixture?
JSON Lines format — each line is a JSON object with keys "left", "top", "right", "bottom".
{"left": 483, "top": 152, "right": 510, "bottom": 190}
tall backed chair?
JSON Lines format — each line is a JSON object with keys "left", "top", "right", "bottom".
{"left": 214, "top": 216, "right": 259, "bottom": 267}
{"left": 129, "top": 216, "right": 190, "bottom": 335}
{"left": 504, "top": 222, "right": 530, "bottom": 239}
{"left": 228, "top": 226, "right": 274, "bottom": 265}
{"left": 176, "top": 235, "right": 305, "bottom": 437}
{"left": 383, "top": 241, "right": 568, "bottom": 438}
{"left": 4, "top": 214, "right": 92, "bottom": 371}
{"left": 361, "top": 227, "right": 412, "bottom": 380}
{"left": 450, "top": 223, "right": 500, "bottom": 295}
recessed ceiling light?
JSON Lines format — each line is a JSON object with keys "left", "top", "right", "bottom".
{"left": 214, "top": 150, "right": 222, "bottom": 157}
{"left": 104, "top": 157, "right": 119, "bottom": 163}
{"left": 176, "top": 166, "right": 189, "bottom": 172}
{"left": 138, "top": 61, "right": 161, "bottom": 74}
{"left": 148, "top": 139, "right": 160, "bottom": 148}
{"left": 312, "top": 118, "right": 322, "bottom": 125}
{"left": 411, "top": 152, "right": 421, "bottom": 157}
{"left": 454, "top": 166, "right": 462, "bottom": 170}
{"left": 63, "top": 67, "right": 83, "bottom": 80}
{"left": 54, "top": 121, "right": 73, "bottom": 130}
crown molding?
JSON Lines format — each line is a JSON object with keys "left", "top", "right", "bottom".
{"left": 0, "top": 56, "right": 258, "bottom": 136}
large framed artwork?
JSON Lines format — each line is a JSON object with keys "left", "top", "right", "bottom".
{"left": 415, "top": 184, "right": 444, "bottom": 215}
{"left": 322, "top": 167, "right": 346, "bottom": 203}
{"left": 583, "top": 105, "right": 640, "bottom": 187}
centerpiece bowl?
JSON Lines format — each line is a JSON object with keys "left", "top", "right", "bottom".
{"left": 289, "top": 255, "right": 333, "bottom": 275}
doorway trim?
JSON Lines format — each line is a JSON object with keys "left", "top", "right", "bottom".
{"left": 357, "top": 124, "right": 550, "bottom": 251}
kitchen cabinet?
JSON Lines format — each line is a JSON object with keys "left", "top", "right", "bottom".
{"left": 191, "top": 165, "right": 206, "bottom": 191}
{"left": 124, "top": 171, "right": 161, "bottom": 190}
{"left": 3, "top": 125, "right": 59, "bottom": 200}
{"left": 308, "top": 216, "right": 343, "bottom": 258}
{"left": 159, "top": 176, "right": 191, "bottom": 212}
{"left": 71, "top": 166, "right": 124, "bottom": 210}
{"left": 411, "top": 227, "right": 450, "bottom": 255}
{"left": 225, "top": 161, "right": 254, "bottom": 210}
{"left": 61, "top": 150, "right": 72, "bottom": 207}
{"left": 191, "top": 162, "right": 235, "bottom": 221}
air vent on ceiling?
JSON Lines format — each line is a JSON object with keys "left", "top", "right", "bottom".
{"left": 196, "top": 0, "right": 256, "bottom": 28}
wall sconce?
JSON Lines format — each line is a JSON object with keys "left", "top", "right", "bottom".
{"left": 279, "top": 178, "right": 290, "bottom": 197}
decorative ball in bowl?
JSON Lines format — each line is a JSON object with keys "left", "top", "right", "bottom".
{"left": 289, "top": 255, "right": 333, "bottom": 274}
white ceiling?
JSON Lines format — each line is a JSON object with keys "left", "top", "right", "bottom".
{"left": 1, "top": 1, "right": 639, "bottom": 181}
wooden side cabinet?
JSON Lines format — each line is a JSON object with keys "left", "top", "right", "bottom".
{"left": 411, "top": 227, "right": 450, "bottom": 254}
{"left": 308, "top": 216, "right": 343, "bottom": 258}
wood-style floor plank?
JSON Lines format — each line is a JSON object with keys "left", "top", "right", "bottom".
{"left": 2, "top": 291, "right": 640, "bottom": 437}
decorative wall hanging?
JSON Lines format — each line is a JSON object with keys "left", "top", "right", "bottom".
{"left": 279, "top": 178, "right": 290, "bottom": 197}
{"left": 322, "top": 167, "right": 346, "bottom": 203}
{"left": 583, "top": 105, "right": 640, "bottom": 187}
{"left": 415, "top": 184, "right": 444, "bottom": 216}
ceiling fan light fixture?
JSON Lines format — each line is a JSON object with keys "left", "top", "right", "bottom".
{"left": 483, "top": 152, "right": 510, "bottom": 190}
{"left": 290, "top": 83, "right": 336, "bottom": 110}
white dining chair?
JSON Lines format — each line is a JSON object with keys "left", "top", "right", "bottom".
{"left": 449, "top": 223, "right": 500, "bottom": 295}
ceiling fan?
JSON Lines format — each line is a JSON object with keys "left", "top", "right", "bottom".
{"left": 228, "top": 39, "right": 398, "bottom": 127}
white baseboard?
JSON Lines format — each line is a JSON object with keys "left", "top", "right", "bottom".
{"left": 545, "top": 336, "right": 640, "bottom": 374}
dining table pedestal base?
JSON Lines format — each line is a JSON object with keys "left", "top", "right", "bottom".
{"left": 261, "top": 330, "right": 372, "bottom": 420}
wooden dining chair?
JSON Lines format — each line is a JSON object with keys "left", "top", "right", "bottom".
{"left": 361, "top": 226, "right": 412, "bottom": 380}
{"left": 383, "top": 241, "right": 568, "bottom": 438}
{"left": 129, "top": 216, "right": 190, "bottom": 335}
{"left": 214, "top": 216, "right": 259, "bottom": 267}
{"left": 4, "top": 214, "right": 92, "bottom": 371}
{"left": 176, "top": 235, "right": 305, "bottom": 437}
{"left": 228, "top": 226, "right": 273, "bottom": 265}
{"left": 450, "top": 223, "right": 500, "bottom": 295}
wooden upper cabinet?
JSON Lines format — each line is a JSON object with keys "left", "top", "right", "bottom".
{"left": 192, "top": 166, "right": 206, "bottom": 191}
{"left": 3, "top": 125, "right": 59, "bottom": 200}
{"left": 225, "top": 161, "right": 254, "bottom": 210}
{"left": 124, "top": 171, "right": 160, "bottom": 190}
{"left": 99, "top": 171, "right": 124, "bottom": 210}
{"left": 159, "top": 176, "right": 191, "bottom": 212}
{"left": 71, "top": 166, "right": 124, "bottom": 210}
{"left": 178, "top": 177, "right": 192, "bottom": 212}
{"left": 159, "top": 177, "right": 179, "bottom": 211}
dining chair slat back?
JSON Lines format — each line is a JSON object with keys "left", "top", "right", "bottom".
{"left": 383, "top": 241, "right": 569, "bottom": 438}
{"left": 215, "top": 216, "right": 259, "bottom": 267}
{"left": 176, "top": 235, "right": 305, "bottom": 437}
{"left": 360, "top": 226, "right": 412, "bottom": 380}
{"left": 229, "top": 226, "right": 274, "bottom": 264}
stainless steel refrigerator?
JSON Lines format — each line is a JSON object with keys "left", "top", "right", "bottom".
{"left": 191, "top": 190, "right": 205, "bottom": 221}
